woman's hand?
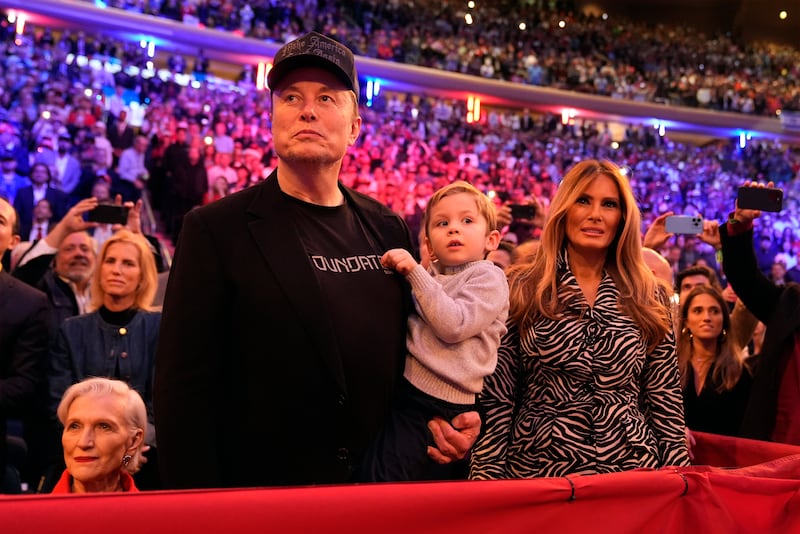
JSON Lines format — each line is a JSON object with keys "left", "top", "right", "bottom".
{"left": 699, "top": 219, "right": 721, "bottom": 251}
{"left": 643, "top": 211, "right": 674, "bottom": 250}
{"left": 426, "top": 411, "right": 481, "bottom": 464}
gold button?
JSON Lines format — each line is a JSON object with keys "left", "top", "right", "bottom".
{"left": 119, "top": 327, "right": 127, "bottom": 336}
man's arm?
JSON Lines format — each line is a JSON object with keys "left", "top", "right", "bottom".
{"left": 24, "top": 198, "right": 99, "bottom": 262}
{"left": 719, "top": 181, "right": 783, "bottom": 322}
{"left": 153, "top": 208, "right": 228, "bottom": 489}
{"left": 467, "top": 326, "right": 522, "bottom": 478}
{"left": 0, "top": 286, "right": 49, "bottom": 413}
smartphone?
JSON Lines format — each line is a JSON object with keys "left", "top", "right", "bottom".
{"left": 509, "top": 203, "right": 536, "bottom": 220}
{"left": 87, "top": 205, "right": 129, "bottom": 225}
{"left": 737, "top": 186, "right": 783, "bottom": 212}
{"left": 665, "top": 215, "right": 703, "bottom": 235}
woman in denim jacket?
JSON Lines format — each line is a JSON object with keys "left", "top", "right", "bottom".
{"left": 49, "top": 229, "right": 160, "bottom": 486}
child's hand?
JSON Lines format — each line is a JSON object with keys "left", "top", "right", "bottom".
{"left": 381, "top": 248, "right": 418, "bottom": 276}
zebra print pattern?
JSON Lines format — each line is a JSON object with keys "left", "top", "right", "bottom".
{"left": 470, "top": 262, "right": 690, "bottom": 479}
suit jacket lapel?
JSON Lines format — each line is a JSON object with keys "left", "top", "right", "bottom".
{"left": 245, "top": 175, "right": 347, "bottom": 391}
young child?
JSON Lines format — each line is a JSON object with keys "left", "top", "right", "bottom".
{"left": 361, "top": 181, "right": 510, "bottom": 482}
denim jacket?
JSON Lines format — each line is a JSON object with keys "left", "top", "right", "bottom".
{"left": 49, "top": 310, "right": 161, "bottom": 445}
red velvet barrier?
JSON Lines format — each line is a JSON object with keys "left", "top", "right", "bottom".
{"left": 691, "top": 430, "right": 800, "bottom": 467}
{"left": 2, "top": 454, "right": 800, "bottom": 534}
{"left": 2, "top": 434, "right": 799, "bottom": 533}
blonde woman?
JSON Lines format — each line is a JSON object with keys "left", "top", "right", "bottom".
{"left": 49, "top": 229, "right": 160, "bottom": 486}
{"left": 470, "top": 159, "right": 690, "bottom": 479}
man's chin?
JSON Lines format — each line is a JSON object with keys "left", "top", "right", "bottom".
{"left": 65, "top": 272, "right": 91, "bottom": 284}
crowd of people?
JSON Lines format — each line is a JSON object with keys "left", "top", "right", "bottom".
{"left": 0, "top": 7, "right": 800, "bottom": 499}
{"left": 1, "top": 14, "right": 799, "bottom": 267}
{"left": 91, "top": 0, "right": 800, "bottom": 118}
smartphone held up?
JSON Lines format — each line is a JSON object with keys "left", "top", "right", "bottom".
{"left": 87, "top": 204, "right": 129, "bottom": 225}
{"left": 509, "top": 203, "right": 536, "bottom": 220}
{"left": 737, "top": 186, "right": 783, "bottom": 212}
{"left": 665, "top": 215, "right": 703, "bottom": 235}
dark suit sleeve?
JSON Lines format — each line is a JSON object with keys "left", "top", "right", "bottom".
{"left": 720, "top": 225, "right": 782, "bottom": 323}
{"left": 12, "top": 254, "right": 55, "bottom": 288}
{"left": 154, "top": 208, "right": 229, "bottom": 489}
{"left": 0, "top": 286, "right": 49, "bottom": 412}
{"left": 48, "top": 326, "right": 75, "bottom": 417}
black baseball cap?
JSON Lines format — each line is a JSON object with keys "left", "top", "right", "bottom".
{"left": 267, "top": 32, "right": 359, "bottom": 102}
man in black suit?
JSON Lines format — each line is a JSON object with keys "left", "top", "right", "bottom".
{"left": 0, "top": 198, "right": 49, "bottom": 493}
{"left": 107, "top": 109, "right": 135, "bottom": 168}
{"left": 154, "top": 32, "right": 479, "bottom": 490}
{"left": 12, "top": 162, "right": 69, "bottom": 244}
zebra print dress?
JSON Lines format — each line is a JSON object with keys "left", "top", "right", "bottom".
{"left": 470, "top": 260, "right": 690, "bottom": 479}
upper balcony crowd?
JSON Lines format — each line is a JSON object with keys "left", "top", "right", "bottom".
{"left": 97, "top": 0, "right": 800, "bottom": 118}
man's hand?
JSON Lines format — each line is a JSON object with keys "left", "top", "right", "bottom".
{"left": 45, "top": 197, "right": 99, "bottom": 248}
{"left": 381, "top": 248, "right": 419, "bottom": 276}
{"left": 496, "top": 204, "right": 512, "bottom": 229}
{"left": 427, "top": 411, "right": 481, "bottom": 464}
{"left": 643, "top": 211, "right": 674, "bottom": 250}
{"left": 111, "top": 194, "right": 143, "bottom": 234}
{"left": 62, "top": 198, "right": 99, "bottom": 233}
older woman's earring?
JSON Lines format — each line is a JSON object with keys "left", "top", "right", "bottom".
{"left": 122, "top": 455, "right": 132, "bottom": 467}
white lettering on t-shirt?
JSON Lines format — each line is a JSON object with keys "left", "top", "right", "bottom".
{"left": 310, "top": 254, "right": 390, "bottom": 274}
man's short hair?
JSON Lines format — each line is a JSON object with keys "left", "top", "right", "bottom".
{"left": 675, "top": 264, "right": 720, "bottom": 291}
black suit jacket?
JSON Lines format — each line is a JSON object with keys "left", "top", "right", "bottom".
{"left": 154, "top": 173, "right": 413, "bottom": 489}
{"left": 12, "top": 187, "right": 70, "bottom": 243}
{"left": 107, "top": 123, "right": 135, "bottom": 151}
{"left": 0, "top": 271, "right": 49, "bottom": 480}
{"left": 721, "top": 225, "right": 800, "bottom": 441}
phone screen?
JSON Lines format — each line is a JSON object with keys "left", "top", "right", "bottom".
{"left": 509, "top": 204, "right": 536, "bottom": 220}
{"left": 737, "top": 187, "right": 783, "bottom": 212}
{"left": 87, "top": 205, "right": 129, "bottom": 225}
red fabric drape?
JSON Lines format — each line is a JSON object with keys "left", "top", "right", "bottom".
{"left": 3, "top": 434, "right": 800, "bottom": 534}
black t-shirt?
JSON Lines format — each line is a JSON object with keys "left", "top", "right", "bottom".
{"left": 286, "top": 193, "right": 407, "bottom": 450}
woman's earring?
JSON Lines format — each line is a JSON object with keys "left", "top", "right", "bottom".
{"left": 720, "top": 329, "right": 727, "bottom": 342}
{"left": 122, "top": 454, "right": 132, "bottom": 467}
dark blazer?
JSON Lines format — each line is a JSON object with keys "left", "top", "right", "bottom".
{"left": 0, "top": 271, "right": 49, "bottom": 483}
{"left": 154, "top": 172, "right": 414, "bottom": 489}
{"left": 107, "top": 122, "right": 135, "bottom": 152}
{"left": 721, "top": 224, "right": 800, "bottom": 441}
{"left": 12, "top": 187, "right": 70, "bottom": 243}
{"left": 13, "top": 254, "right": 79, "bottom": 337}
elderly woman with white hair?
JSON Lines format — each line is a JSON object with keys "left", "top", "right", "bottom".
{"left": 52, "top": 377, "right": 147, "bottom": 493}
{"left": 49, "top": 228, "right": 161, "bottom": 488}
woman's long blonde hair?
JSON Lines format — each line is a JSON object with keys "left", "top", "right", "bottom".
{"left": 507, "top": 159, "right": 670, "bottom": 351}
{"left": 677, "top": 285, "right": 748, "bottom": 392}
{"left": 89, "top": 229, "right": 158, "bottom": 312}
